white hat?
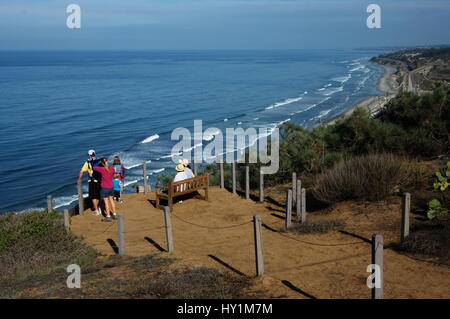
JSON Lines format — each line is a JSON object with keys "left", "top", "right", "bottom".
{"left": 178, "top": 159, "right": 189, "bottom": 167}
{"left": 88, "top": 149, "right": 96, "bottom": 156}
{"left": 175, "top": 163, "right": 185, "bottom": 172}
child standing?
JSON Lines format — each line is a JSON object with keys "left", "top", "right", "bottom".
{"left": 113, "top": 173, "right": 123, "bottom": 203}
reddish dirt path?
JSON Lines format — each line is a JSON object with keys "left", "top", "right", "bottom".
{"left": 71, "top": 187, "right": 450, "bottom": 299}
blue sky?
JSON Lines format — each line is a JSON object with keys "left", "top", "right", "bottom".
{"left": 0, "top": 0, "right": 449, "bottom": 50}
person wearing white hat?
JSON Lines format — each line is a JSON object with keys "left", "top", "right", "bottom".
{"left": 178, "top": 159, "right": 195, "bottom": 179}
{"left": 173, "top": 163, "right": 188, "bottom": 193}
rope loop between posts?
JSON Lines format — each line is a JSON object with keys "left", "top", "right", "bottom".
{"left": 123, "top": 226, "right": 165, "bottom": 234}
{"left": 170, "top": 212, "right": 253, "bottom": 230}
{"left": 271, "top": 226, "right": 367, "bottom": 247}
{"left": 100, "top": 220, "right": 116, "bottom": 234}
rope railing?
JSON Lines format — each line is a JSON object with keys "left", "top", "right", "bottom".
{"left": 170, "top": 211, "right": 253, "bottom": 230}
{"left": 266, "top": 225, "right": 367, "bottom": 247}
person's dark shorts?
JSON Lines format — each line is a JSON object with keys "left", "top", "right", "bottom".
{"left": 100, "top": 187, "right": 114, "bottom": 198}
{"left": 114, "top": 190, "right": 121, "bottom": 198}
{"left": 88, "top": 181, "right": 101, "bottom": 200}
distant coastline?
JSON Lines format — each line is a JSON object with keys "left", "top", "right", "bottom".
{"left": 326, "top": 61, "right": 398, "bottom": 125}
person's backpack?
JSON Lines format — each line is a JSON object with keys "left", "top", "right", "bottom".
{"left": 87, "top": 158, "right": 102, "bottom": 183}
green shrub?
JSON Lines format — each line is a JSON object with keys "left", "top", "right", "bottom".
{"left": 0, "top": 210, "right": 97, "bottom": 280}
{"left": 312, "top": 153, "right": 426, "bottom": 203}
{"left": 378, "top": 84, "right": 450, "bottom": 156}
{"left": 427, "top": 162, "right": 450, "bottom": 220}
{"left": 396, "top": 219, "right": 450, "bottom": 259}
{"left": 156, "top": 173, "right": 175, "bottom": 187}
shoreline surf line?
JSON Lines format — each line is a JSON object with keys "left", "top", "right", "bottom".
{"left": 324, "top": 61, "right": 399, "bottom": 126}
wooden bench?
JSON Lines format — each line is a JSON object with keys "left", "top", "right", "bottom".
{"left": 155, "top": 174, "right": 209, "bottom": 211}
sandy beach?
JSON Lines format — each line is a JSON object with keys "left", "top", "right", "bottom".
{"left": 326, "top": 63, "right": 399, "bottom": 125}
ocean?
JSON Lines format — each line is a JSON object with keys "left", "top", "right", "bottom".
{"left": 0, "top": 49, "right": 386, "bottom": 213}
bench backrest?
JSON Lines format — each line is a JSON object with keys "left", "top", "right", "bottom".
{"left": 169, "top": 174, "right": 209, "bottom": 196}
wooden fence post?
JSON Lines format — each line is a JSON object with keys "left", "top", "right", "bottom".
{"left": 371, "top": 234, "right": 384, "bottom": 299}
{"left": 259, "top": 170, "right": 264, "bottom": 203}
{"left": 163, "top": 206, "right": 174, "bottom": 252}
{"left": 220, "top": 162, "right": 224, "bottom": 188}
{"left": 143, "top": 162, "right": 148, "bottom": 194}
{"left": 296, "top": 180, "right": 301, "bottom": 218}
{"left": 64, "top": 209, "right": 70, "bottom": 232}
{"left": 401, "top": 193, "right": 411, "bottom": 242}
{"left": 245, "top": 166, "right": 250, "bottom": 200}
{"left": 47, "top": 195, "right": 53, "bottom": 212}
{"left": 253, "top": 215, "right": 264, "bottom": 276}
{"left": 285, "top": 190, "right": 292, "bottom": 230}
{"left": 232, "top": 161, "right": 236, "bottom": 194}
{"left": 301, "top": 188, "right": 306, "bottom": 223}
{"left": 77, "top": 181, "right": 84, "bottom": 215}
{"left": 292, "top": 172, "right": 297, "bottom": 207}
{"left": 118, "top": 214, "right": 124, "bottom": 256}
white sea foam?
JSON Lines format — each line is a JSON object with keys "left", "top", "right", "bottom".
{"left": 316, "top": 108, "right": 333, "bottom": 119}
{"left": 332, "top": 74, "right": 352, "bottom": 83}
{"left": 204, "top": 129, "right": 221, "bottom": 141}
{"left": 124, "top": 179, "right": 140, "bottom": 187}
{"left": 277, "top": 118, "right": 291, "bottom": 126}
{"left": 158, "top": 152, "right": 183, "bottom": 160}
{"left": 185, "top": 142, "right": 203, "bottom": 152}
{"left": 292, "top": 96, "right": 332, "bottom": 115}
{"left": 265, "top": 96, "right": 303, "bottom": 110}
{"left": 322, "top": 86, "right": 344, "bottom": 96}
{"left": 151, "top": 168, "right": 165, "bottom": 174}
{"left": 124, "top": 162, "right": 143, "bottom": 170}
{"left": 349, "top": 65, "right": 365, "bottom": 72}
{"left": 140, "top": 134, "right": 160, "bottom": 144}
{"left": 359, "top": 75, "right": 370, "bottom": 86}
{"left": 54, "top": 193, "right": 88, "bottom": 209}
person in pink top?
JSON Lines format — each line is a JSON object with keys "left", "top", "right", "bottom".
{"left": 93, "top": 157, "right": 118, "bottom": 222}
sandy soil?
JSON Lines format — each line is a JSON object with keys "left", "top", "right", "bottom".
{"left": 71, "top": 187, "right": 450, "bottom": 299}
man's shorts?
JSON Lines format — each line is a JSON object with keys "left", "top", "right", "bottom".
{"left": 100, "top": 187, "right": 114, "bottom": 198}
{"left": 88, "top": 181, "right": 101, "bottom": 200}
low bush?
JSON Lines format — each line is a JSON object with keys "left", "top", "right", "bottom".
{"left": 396, "top": 219, "right": 450, "bottom": 259}
{"left": 312, "top": 153, "right": 426, "bottom": 203}
{"left": 0, "top": 210, "right": 97, "bottom": 280}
